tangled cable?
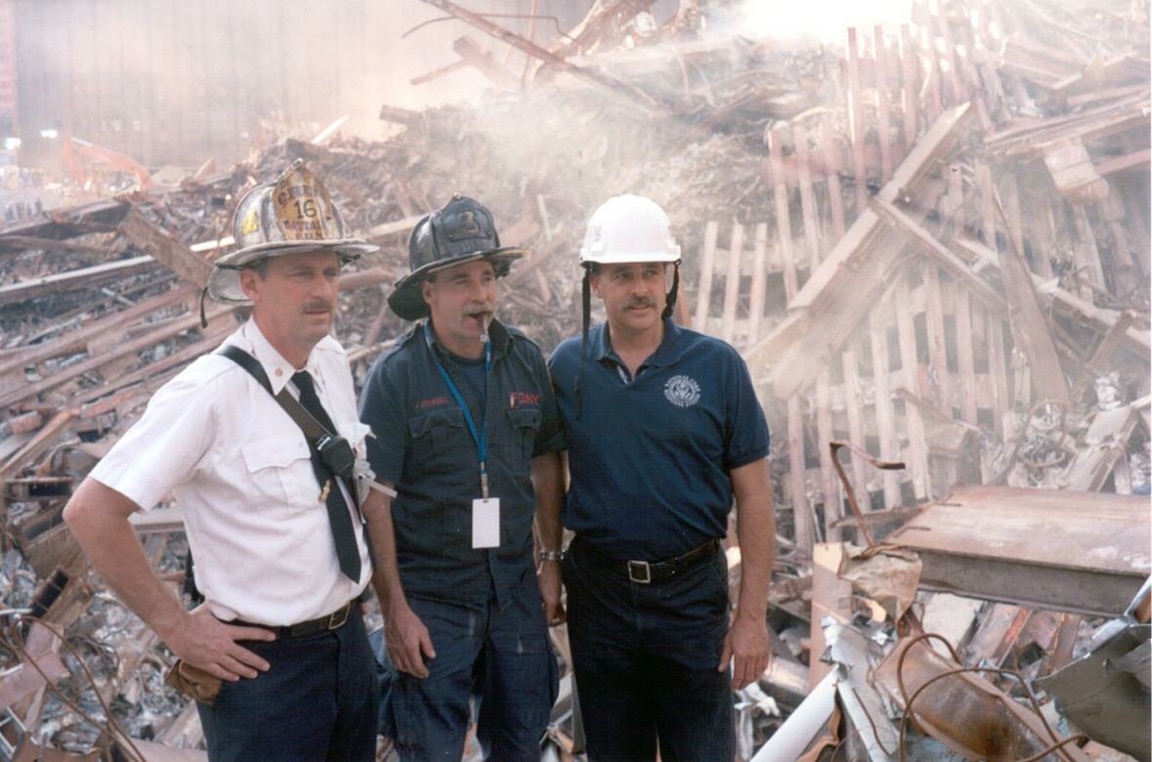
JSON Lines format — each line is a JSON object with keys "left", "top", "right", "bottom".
{"left": 894, "top": 631, "right": 1088, "bottom": 762}
{"left": 0, "top": 608, "right": 147, "bottom": 762}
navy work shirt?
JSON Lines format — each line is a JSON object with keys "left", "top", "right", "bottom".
{"left": 360, "top": 319, "right": 564, "bottom": 608}
{"left": 548, "top": 318, "right": 770, "bottom": 562}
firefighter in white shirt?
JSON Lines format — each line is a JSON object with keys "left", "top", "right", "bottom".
{"left": 64, "top": 160, "right": 379, "bottom": 761}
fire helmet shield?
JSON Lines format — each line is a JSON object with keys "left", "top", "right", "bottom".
{"left": 206, "top": 159, "right": 378, "bottom": 304}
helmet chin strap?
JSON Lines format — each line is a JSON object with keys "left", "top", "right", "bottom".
{"left": 199, "top": 286, "right": 209, "bottom": 329}
{"left": 574, "top": 267, "right": 592, "bottom": 420}
{"left": 663, "top": 262, "right": 680, "bottom": 320}
{"left": 575, "top": 261, "right": 677, "bottom": 418}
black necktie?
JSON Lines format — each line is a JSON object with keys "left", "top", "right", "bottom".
{"left": 292, "top": 371, "right": 361, "bottom": 582}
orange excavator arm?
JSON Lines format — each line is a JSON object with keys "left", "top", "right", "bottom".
{"left": 63, "top": 137, "right": 154, "bottom": 192}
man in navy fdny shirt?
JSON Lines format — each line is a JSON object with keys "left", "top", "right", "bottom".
{"left": 359, "top": 195, "right": 564, "bottom": 761}
{"left": 549, "top": 195, "right": 776, "bottom": 761}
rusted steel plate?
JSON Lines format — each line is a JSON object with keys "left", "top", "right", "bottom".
{"left": 888, "top": 485, "right": 1151, "bottom": 616}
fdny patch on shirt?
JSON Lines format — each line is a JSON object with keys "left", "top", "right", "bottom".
{"left": 509, "top": 391, "right": 540, "bottom": 408}
{"left": 664, "top": 375, "right": 701, "bottom": 408}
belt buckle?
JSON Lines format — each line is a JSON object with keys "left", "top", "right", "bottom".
{"left": 326, "top": 603, "right": 351, "bottom": 630}
{"left": 627, "top": 560, "right": 651, "bottom": 584}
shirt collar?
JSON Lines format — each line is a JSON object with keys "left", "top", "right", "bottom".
{"left": 234, "top": 319, "right": 303, "bottom": 394}
{"left": 596, "top": 317, "right": 683, "bottom": 370}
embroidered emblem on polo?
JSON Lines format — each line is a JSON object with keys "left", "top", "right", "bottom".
{"left": 664, "top": 375, "right": 701, "bottom": 408}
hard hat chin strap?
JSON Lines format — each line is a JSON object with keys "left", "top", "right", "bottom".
{"left": 574, "top": 267, "right": 592, "bottom": 419}
{"left": 663, "top": 262, "right": 680, "bottom": 320}
{"left": 574, "top": 260, "right": 677, "bottom": 417}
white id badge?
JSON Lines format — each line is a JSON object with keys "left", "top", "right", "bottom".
{"left": 472, "top": 497, "right": 500, "bottom": 548}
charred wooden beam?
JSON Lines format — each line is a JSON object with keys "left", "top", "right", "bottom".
{"left": 0, "top": 307, "right": 225, "bottom": 413}
{"left": 0, "top": 286, "right": 195, "bottom": 381}
{"left": 0, "top": 236, "right": 116, "bottom": 257}
{"left": 548, "top": 0, "right": 656, "bottom": 57}
{"left": 453, "top": 35, "right": 521, "bottom": 90}
{"left": 0, "top": 256, "right": 157, "bottom": 308}
{"left": 0, "top": 410, "right": 77, "bottom": 481}
{"left": 73, "top": 313, "right": 237, "bottom": 408}
{"left": 418, "top": 0, "right": 670, "bottom": 113}
{"left": 378, "top": 103, "right": 423, "bottom": 127}
{"left": 0, "top": 200, "right": 129, "bottom": 252}
{"left": 410, "top": 59, "right": 471, "bottom": 87}
{"left": 118, "top": 206, "right": 213, "bottom": 290}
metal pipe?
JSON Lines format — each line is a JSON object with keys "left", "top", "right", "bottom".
{"left": 750, "top": 668, "right": 838, "bottom": 761}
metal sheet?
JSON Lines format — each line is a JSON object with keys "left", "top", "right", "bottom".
{"left": 827, "top": 623, "right": 899, "bottom": 761}
{"left": 1038, "top": 622, "right": 1152, "bottom": 761}
{"left": 887, "top": 485, "right": 1150, "bottom": 616}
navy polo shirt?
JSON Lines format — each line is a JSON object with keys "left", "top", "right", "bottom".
{"left": 360, "top": 319, "right": 565, "bottom": 608}
{"left": 548, "top": 318, "right": 770, "bottom": 562}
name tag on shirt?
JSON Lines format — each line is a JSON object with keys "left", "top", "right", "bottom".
{"left": 472, "top": 497, "right": 500, "bottom": 548}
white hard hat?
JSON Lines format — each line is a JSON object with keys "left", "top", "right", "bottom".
{"left": 579, "top": 194, "right": 681, "bottom": 266}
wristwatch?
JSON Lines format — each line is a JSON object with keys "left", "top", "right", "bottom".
{"left": 538, "top": 550, "right": 565, "bottom": 563}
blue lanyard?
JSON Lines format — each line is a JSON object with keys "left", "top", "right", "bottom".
{"left": 426, "top": 322, "right": 492, "bottom": 498}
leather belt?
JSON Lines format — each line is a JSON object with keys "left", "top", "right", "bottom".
{"left": 574, "top": 539, "right": 721, "bottom": 584}
{"left": 232, "top": 600, "right": 355, "bottom": 639}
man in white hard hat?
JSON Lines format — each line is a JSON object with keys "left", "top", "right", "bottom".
{"left": 359, "top": 194, "right": 564, "bottom": 760}
{"left": 64, "top": 160, "right": 380, "bottom": 761}
{"left": 548, "top": 194, "right": 776, "bottom": 760}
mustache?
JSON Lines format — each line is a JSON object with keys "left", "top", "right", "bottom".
{"left": 303, "top": 299, "right": 334, "bottom": 313}
{"left": 626, "top": 298, "right": 656, "bottom": 309}
{"left": 464, "top": 304, "right": 494, "bottom": 317}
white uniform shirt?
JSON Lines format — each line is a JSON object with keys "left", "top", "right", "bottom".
{"left": 90, "top": 319, "right": 371, "bottom": 625}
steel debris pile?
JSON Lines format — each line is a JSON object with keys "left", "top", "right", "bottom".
{"left": 0, "top": 0, "right": 1148, "bottom": 759}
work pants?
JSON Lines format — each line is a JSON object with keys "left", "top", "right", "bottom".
{"left": 196, "top": 606, "right": 378, "bottom": 762}
{"left": 563, "top": 538, "right": 735, "bottom": 762}
{"left": 381, "top": 572, "right": 559, "bottom": 760}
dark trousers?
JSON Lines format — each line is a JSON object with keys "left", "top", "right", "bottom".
{"left": 563, "top": 539, "right": 735, "bottom": 762}
{"left": 380, "top": 574, "right": 559, "bottom": 761}
{"left": 196, "top": 606, "right": 379, "bottom": 762}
